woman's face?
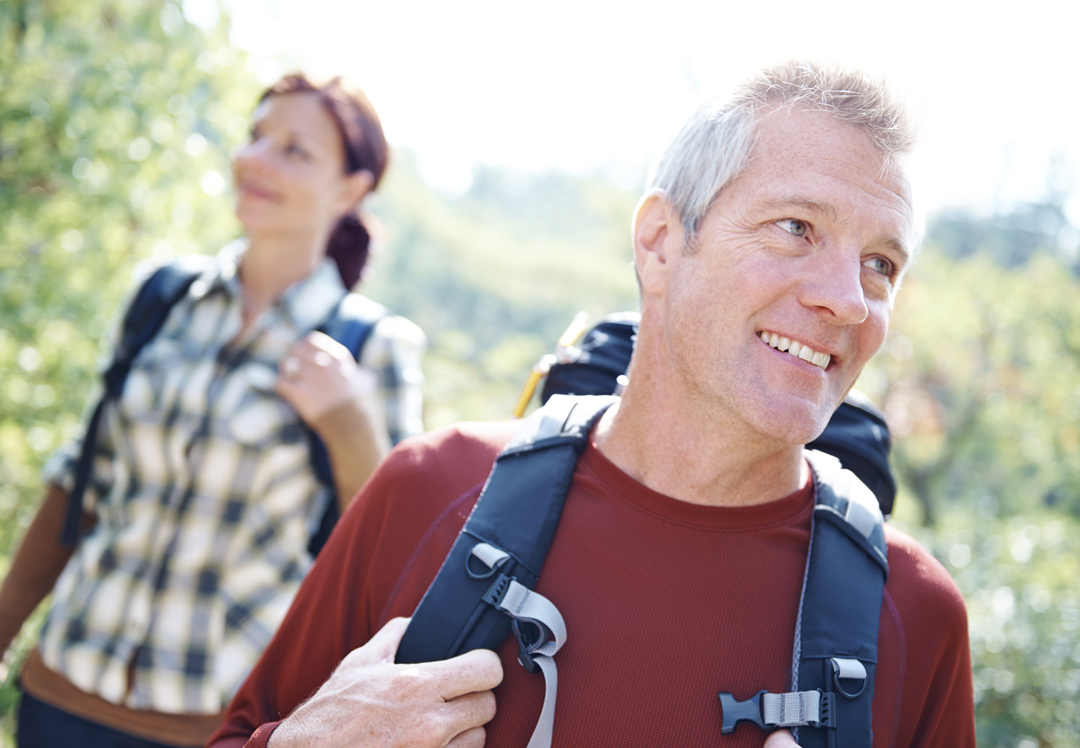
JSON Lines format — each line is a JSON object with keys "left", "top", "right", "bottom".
{"left": 232, "top": 91, "right": 360, "bottom": 243}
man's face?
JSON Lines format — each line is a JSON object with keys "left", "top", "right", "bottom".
{"left": 659, "top": 107, "right": 914, "bottom": 446}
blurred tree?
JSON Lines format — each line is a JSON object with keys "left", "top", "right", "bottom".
{"left": 365, "top": 155, "right": 641, "bottom": 427}
{"left": 909, "top": 510, "right": 1080, "bottom": 748}
{"left": 0, "top": 0, "right": 256, "bottom": 740}
{"left": 858, "top": 248, "right": 1080, "bottom": 526}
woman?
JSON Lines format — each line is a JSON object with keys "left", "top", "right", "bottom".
{"left": 0, "top": 73, "right": 425, "bottom": 747}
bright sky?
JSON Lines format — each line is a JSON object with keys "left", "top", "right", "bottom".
{"left": 214, "top": 0, "right": 1079, "bottom": 222}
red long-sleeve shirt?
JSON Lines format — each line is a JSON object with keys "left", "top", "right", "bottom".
{"left": 210, "top": 421, "right": 975, "bottom": 748}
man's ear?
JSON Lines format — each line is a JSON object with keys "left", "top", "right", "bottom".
{"left": 339, "top": 169, "right": 375, "bottom": 215}
{"left": 632, "top": 189, "right": 682, "bottom": 295}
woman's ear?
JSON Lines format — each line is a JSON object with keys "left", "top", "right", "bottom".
{"left": 340, "top": 169, "right": 375, "bottom": 215}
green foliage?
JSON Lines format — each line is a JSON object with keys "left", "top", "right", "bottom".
{"left": 0, "top": 0, "right": 256, "bottom": 741}
{"left": 365, "top": 155, "right": 640, "bottom": 427}
{"left": 902, "top": 510, "right": 1080, "bottom": 747}
{"left": 858, "top": 250, "right": 1080, "bottom": 525}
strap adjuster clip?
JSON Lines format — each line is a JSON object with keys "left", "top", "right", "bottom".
{"left": 718, "top": 690, "right": 768, "bottom": 734}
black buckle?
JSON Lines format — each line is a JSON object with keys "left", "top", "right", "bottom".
{"left": 481, "top": 573, "right": 512, "bottom": 607}
{"left": 718, "top": 690, "right": 769, "bottom": 734}
{"left": 512, "top": 618, "right": 545, "bottom": 673}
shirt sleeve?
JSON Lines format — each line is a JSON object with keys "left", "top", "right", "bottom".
{"left": 883, "top": 527, "right": 977, "bottom": 747}
{"left": 360, "top": 314, "right": 427, "bottom": 444}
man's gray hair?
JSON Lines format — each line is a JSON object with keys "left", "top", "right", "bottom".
{"left": 649, "top": 60, "right": 916, "bottom": 245}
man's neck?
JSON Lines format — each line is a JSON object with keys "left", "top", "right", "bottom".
{"left": 592, "top": 379, "right": 808, "bottom": 509}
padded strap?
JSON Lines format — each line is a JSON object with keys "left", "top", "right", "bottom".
{"left": 790, "top": 451, "right": 888, "bottom": 748}
{"left": 396, "top": 395, "right": 616, "bottom": 748}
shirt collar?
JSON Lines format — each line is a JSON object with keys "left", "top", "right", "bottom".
{"left": 278, "top": 255, "right": 347, "bottom": 332}
{"left": 187, "top": 240, "right": 347, "bottom": 332}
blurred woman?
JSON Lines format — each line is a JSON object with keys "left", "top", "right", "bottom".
{"left": 0, "top": 73, "right": 425, "bottom": 748}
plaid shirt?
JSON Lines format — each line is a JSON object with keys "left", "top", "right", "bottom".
{"left": 39, "top": 243, "right": 425, "bottom": 714}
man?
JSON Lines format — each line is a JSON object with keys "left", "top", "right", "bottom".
{"left": 209, "top": 61, "right": 975, "bottom": 748}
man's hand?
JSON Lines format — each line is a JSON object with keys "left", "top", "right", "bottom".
{"left": 764, "top": 729, "right": 799, "bottom": 747}
{"left": 269, "top": 617, "right": 503, "bottom": 748}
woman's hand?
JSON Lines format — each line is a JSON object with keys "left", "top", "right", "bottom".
{"left": 275, "top": 331, "right": 377, "bottom": 424}
{"left": 275, "top": 330, "right": 391, "bottom": 506}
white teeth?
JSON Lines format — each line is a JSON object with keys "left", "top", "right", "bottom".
{"left": 760, "top": 331, "right": 831, "bottom": 370}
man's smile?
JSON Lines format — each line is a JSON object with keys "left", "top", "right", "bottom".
{"left": 758, "top": 330, "right": 832, "bottom": 369}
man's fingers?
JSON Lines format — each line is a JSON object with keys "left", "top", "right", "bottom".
{"left": 441, "top": 690, "right": 497, "bottom": 737}
{"left": 427, "top": 648, "right": 504, "bottom": 701}
{"left": 764, "top": 729, "right": 799, "bottom": 747}
{"left": 363, "top": 616, "right": 411, "bottom": 663}
{"left": 445, "top": 725, "right": 487, "bottom": 748}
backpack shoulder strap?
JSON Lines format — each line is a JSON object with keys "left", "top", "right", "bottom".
{"left": 397, "top": 393, "right": 616, "bottom": 664}
{"left": 795, "top": 449, "right": 887, "bottom": 747}
{"left": 62, "top": 256, "right": 210, "bottom": 545}
{"left": 317, "top": 293, "right": 388, "bottom": 360}
{"left": 304, "top": 294, "right": 390, "bottom": 557}
{"left": 396, "top": 395, "right": 615, "bottom": 748}
{"left": 719, "top": 450, "right": 888, "bottom": 747}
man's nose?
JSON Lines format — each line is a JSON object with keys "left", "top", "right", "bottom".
{"left": 800, "top": 245, "right": 869, "bottom": 325}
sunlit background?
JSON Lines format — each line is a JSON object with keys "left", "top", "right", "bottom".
{"left": 2, "top": 1, "right": 1079, "bottom": 746}
{"left": 213, "top": 0, "right": 1080, "bottom": 220}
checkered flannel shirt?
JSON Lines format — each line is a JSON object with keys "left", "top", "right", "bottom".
{"left": 38, "top": 243, "right": 426, "bottom": 714}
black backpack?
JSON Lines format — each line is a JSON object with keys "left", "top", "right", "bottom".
{"left": 61, "top": 255, "right": 387, "bottom": 557}
{"left": 397, "top": 312, "right": 896, "bottom": 748}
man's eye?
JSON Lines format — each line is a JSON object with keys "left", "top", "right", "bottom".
{"left": 286, "top": 142, "right": 309, "bottom": 158}
{"left": 863, "top": 256, "right": 893, "bottom": 277}
{"left": 779, "top": 219, "right": 808, "bottom": 238}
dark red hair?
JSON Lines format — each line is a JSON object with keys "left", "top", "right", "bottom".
{"left": 259, "top": 73, "right": 389, "bottom": 289}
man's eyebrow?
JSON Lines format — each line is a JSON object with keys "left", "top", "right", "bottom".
{"left": 767, "top": 196, "right": 912, "bottom": 266}
{"left": 877, "top": 236, "right": 912, "bottom": 268}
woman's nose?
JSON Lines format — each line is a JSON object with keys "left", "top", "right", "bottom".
{"left": 233, "top": 138, "right": 271, "bottom": 171}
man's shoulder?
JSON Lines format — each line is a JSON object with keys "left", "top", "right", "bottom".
{"left": 882, "top": 524, "right": 968, "bottom": 627}
{"left": 373, "top": 419, "right": 521, "bottom": 491}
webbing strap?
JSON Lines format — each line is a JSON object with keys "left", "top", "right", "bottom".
{"left": 526, "top": 655, "right": 559, "bottom": 748}
{"left": 469, "top": 543, "right": 567, "bottom": 748}
{"left": 761, "top": 691, "right": 823, "bottom": 727}
{"left": 498, "top": 581, "right": 568, "bottom": 657}
{"left": 489, "top": 577, "right": 566, "bottom": 748}
{"left": 720, "top": 689, "right": 834, "bottom": 733}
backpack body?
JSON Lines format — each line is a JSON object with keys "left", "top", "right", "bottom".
{"left": 62, "top": 256, "right": 386, "bottom": 555}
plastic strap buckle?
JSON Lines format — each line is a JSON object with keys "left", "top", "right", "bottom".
{"left": 719, "top": 690, "right": 835, "bottom": 734}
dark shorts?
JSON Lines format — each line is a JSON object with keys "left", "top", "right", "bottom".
{"left": 17, "top": 691, "right": 198, "bottom": 748}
